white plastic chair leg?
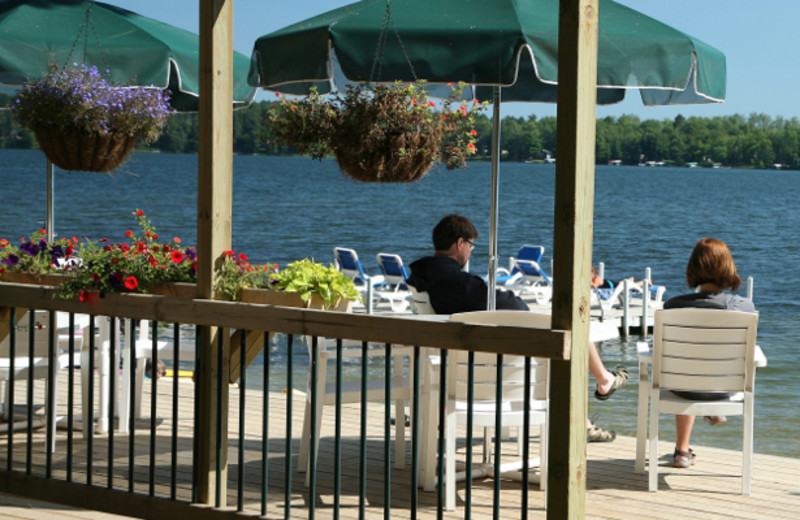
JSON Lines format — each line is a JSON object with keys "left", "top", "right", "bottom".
{"left": 635, "top": 356, "right": 650, "bottom": 474}
{"left": 648, "top": 393, "right": 660, "bottom": 492}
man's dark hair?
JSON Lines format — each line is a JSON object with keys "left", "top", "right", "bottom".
{"left": 432, "top": 214, "right": 479, "bottom": 251}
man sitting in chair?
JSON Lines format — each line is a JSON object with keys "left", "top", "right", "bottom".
{"left": 408, "top": 214, "right": 627, "bottom": 442}
{"left": 407, "top": 214, "right": 528, "bottom": 313}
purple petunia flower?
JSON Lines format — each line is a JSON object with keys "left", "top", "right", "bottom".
{"left": 1, "top": 254, "right": 19, "bottom": 266}
{"left": 19, "top": 241, "right": 40, "bottom": 256}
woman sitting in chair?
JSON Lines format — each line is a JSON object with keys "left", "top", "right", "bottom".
{"left": 664, "top": 237, "right": 755, "bottom": 468}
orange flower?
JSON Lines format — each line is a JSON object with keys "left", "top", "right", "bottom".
{"left": 173, "top": 237, "right": 181, "bottom": 244}
{"left": 470, "top": 129, "right": 478, "bottom": 136}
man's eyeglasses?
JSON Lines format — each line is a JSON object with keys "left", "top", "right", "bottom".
{"left": 464, "top": 238, "right": 475, "bottom": 252}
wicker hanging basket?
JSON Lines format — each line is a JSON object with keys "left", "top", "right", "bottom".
{"left": 332, "top": 128, "right": 442, "bottom": 183}
{"left": 34, "top": 130, "right": 138, "bottom": 172}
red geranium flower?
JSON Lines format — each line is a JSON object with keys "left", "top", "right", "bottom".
{"left": 124, "top": 276, "right": 138, "bottom": 290}
{"left": 171, "top": 250, "right": 185, "bottom": 263}
{"left": 125, "top": 230, "right": 134, "bottom": 238}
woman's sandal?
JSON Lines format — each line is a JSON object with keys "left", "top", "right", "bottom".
{"left": 704, "top": 415, "right": 727, "bottom": 426}
{"left": 594, "top": 366, "right": 630, "bottom": 401}
{"left": 587, "top": 423, "right": 616, "bottom": 443}
{"left": 673, "top": 448, "right": 696, "bottom": 468}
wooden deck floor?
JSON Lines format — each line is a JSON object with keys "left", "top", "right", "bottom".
{"left": 1, "top": 373, "right": 798, "bottom": 519}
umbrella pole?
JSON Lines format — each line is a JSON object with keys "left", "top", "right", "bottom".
{"left": 487, "top": 86, "right": 501, "bottom": 310}
{"left": 46, "top": 160, "right": 54, "bottom": 238}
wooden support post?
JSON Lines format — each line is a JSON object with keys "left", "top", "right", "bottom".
{"left": 196, "top": 0, "right": 234, "bottom": 506}
{"left": 548, "top": 1, "right": 599, "bottom": 518}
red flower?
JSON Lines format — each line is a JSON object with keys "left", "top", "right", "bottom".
{"left": 174, "top": 237, "right": 181, "bottom": 244}
{"left": 124, "top": 276, "right": 139, "bottom": 290}
{"left": 72, "top": 236, "right": 79, "bottom": 243}
{"left": 171, "top": 251, "right": 185, "bottom": 263}
{"left": 79, "top": 290, "right": 87, "bottom": 302}
{"left": 125, "top": 230, "right": 134, "bottom": 238}
{"left": 222, "top": 250, "right": 235, "bottom": 258}
{"left": 238, "top": 253, "right": 249, "bottom": 262}
{"left": 471, "top": 129, "right": 478, "bottom": 136}
{"left": 137, "top": 210, "right": 144, "bottom": 217}
{"left": 428, "top": 101, "right": 436, "bottom": 107}
{"left": 92, "top": 273, "right": 100, "bottom": 281}
{"left": 152, "top": 234, "right": 159, "bottom": 241}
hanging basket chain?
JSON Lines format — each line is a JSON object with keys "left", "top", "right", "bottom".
{"left": 63, "top": 1, "right": 110, "bottom": 75}
{"left": 369, "top": 0, "right": 418, "bottom": 83}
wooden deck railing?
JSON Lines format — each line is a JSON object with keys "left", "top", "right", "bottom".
{"left": 0, "top": 282, "right": 571, "bottom": 519}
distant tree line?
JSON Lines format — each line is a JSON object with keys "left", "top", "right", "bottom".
{"left": 1, "top": 100, "right": 798, "bottom": 169}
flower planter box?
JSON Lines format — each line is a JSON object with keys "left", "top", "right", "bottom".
{"left": 0, "top": 271, "right": 68, "bottom": 286}
{"left": 230, "top": 288, "right": 352, "bottom": 383}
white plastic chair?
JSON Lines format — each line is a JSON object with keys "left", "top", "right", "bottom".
{"left": 0, "top": 309, "right": 72, "bottom": 452}
{"left": 636, "top": 308, "right": 765, "bottom": 495}
{"left": 408, "top": 285, "right": 436, "bottom": 315}
{"left": 439, "top": 311, "right": 550, "bottom": 511}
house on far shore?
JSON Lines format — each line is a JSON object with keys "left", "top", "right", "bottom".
{"left": 608, "top": 159, "right": 622, "bottom": 166}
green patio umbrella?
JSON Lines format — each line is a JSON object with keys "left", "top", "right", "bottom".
{"left": 248, "top": 0, "right": 726, "bottom": 303}
{"left": 0, "top": 0, "right": 256, "bottom": 236}
{"left": 0, "top": 0, "right": 255, "bottom": 111}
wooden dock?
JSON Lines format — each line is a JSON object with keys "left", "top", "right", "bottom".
{"left": 1, "top": 371, "right": 798, "bottom": 519}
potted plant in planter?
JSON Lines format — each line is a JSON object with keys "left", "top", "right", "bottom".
{"left": 56, "top": 210, "right": 197, "bottom": 302}
{"left": 0, "top": 228, "right": 76, "bottom": 285}
{"left": 11, "top": 64, "right": 173, "bottom": 172}
{"left": 263, "top": 81, "right": 486, "bottom": 183}
{"left": 238, "top": 258, "right": 360, "bottom": 311}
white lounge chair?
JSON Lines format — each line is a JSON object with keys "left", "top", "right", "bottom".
{"left": 333, "top": 247, "right": 384, "bottom": 314}
{"left": 374, "top": 252, "right": 412, "bottom": 312}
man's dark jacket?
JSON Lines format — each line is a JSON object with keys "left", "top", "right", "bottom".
{"left": 407, "top": 256, "right": 528, "bottom": 314}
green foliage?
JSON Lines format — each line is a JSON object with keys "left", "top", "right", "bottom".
{"left": 3, "top": 97, "right": 800, "bottom": 168}
{"left": 271, "top": 259, "right": 361, "bottom": 309}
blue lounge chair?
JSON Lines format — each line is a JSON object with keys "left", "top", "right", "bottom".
{"left": 504, "top": 245, "right": 552, "bottom": 304}
{"left": 333, "top": 247, "right": 384, "bottom": 314}
{"left": 375, "top": 253, "right": 412, "bottom": 312}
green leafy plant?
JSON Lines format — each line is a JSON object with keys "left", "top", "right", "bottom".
{"left": 263, "top": 81, "right": 487, "bottom": 182}
{"left": 271, "top": 258, "right": 361, "bottom": 309}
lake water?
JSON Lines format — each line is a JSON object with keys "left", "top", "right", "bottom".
{"left": 1, "top": 149, "right": 798, "bottom": 459}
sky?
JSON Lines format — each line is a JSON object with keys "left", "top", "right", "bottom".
{"left": 102, "top": 0, "right": 799, "bottom": 122}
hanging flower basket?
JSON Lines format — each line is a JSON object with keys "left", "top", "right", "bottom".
{"left": 263, "top": 81, "right": 486, "bottom": 183}
{"left": 331, "top": 127, "right": 442, "bottom": 183}
{"left": 12, "top": 64, "right": 173, "bottom": 172}
{"left": 34, "top": 130, "right": 139, "bottom": 173}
